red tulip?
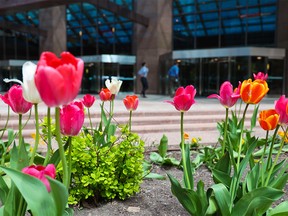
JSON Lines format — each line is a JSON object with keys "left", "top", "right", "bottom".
{"left": 34, "top": 51, "right": 84, "bottom": 107}
{"left": 208, "top": 81, "right": 241, "bottom": 108}
{"left": 123, "top": 95, "right": 139, "bottom": 111}
{"left": 22, "top": 164, "right": 56, "bottom": 192}
{"left": 166, "top": 85, "right": 196, "bottom": 112}
{"left": 82, "top": 94, "right": 96, "bottom": 108}
{"left": 99, "top": 88, "right": 112, "bottom": 101}
{"left": 0, "top": 84, "right": 33, "bottom": 114}
{"left": 275, "top": 95, "right": 288, "bottom": 125}
{"left": 60, "top": 102, "right": 85, "bottom": 136}
{"left": 253, "top": 72, "right": 268, "bottom": 81}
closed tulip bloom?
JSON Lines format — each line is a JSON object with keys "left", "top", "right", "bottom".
{"left": 0, "top": 84, "right": 33, "bottom": 114}
{"left": 253, "top": 72, "right": 268, "bottom": 81}
{"left": 123, "top": 95, "right": 139, "bottom": 111}
{"left": 60, "top": 103, "right": 85, "bottom": 136}
{"left": 240, "top": 79, "right": 269, "bottom": 104}
{"left": 259, "top": 109, "right": 279, "bottom": 130}
{"left": 166, "top": 85, "right": 196, "bottom": 112}
{"left": 22, "top": 164, "right": 56, "bottom": 192}
{"left": 82, "top": 94, "right": 96, "bottom": 108}
{"left": 34, "top": 51, "right": 84, "bottom": 107}
{"left": 208, "top": 81, "right": 241, "bottom": 108}
{"left": 99, "top": 88, "right": 112, "bottom": 101}
{"left": 275, "top": 95, "right": 288, "bottom": 125}
{"left": 105, "top": 78, "right": 122, "bottom": 95}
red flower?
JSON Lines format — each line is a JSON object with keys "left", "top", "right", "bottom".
{"left": 34, "top": 51, "right": 84, "bottom": 107}
{"left": 99, "top": 88, "right": 112, "bottom": 101}
{"left": 253, "top": 72, "right": 268, "bottom": 81}
{"left": 275, "top": 95, "right": 288, "bottom": 125}
{"left": 82, "top": 94, "right": 96, "bottom": 108}
{"left": 60, "top": 102, "right": 85, "bottom": 136}
{"left": 258, "top": 109, "right": 279, "bottom": 131}
{"left": 0, "top": 84, "right": 33, "bottom": 114}
{"left": 123, "top": 95, "right": 139, "bottom": 111}
{"left": 208, "top": 81, "right": 241, "bottom": 108}
{"left": 166, "top": 85, "right": 196, "bottom": 112}
{"left": 22, "top": 164, "right": 56, "bottom": 192}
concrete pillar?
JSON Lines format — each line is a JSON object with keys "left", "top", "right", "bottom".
{"left": 276, "top": 0, "right": 288, "bottom": 94}
{"left": 134, "top": 0, "right": 173, "bottom": 94}
{"left": 39, "top": 6, "right": 67, "bottom": 56}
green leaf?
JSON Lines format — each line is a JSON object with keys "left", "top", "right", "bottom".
{"left": 208, "top": 183, "right": 231, "bottom": 216}
{"left": 270, "top": 173, "right": 288, "bottom": 190}
{"left": 150, "top": 152, "right": 164, "bottom": 164}
{"left": 250, "top": 105, "right": 259, "bottom": 130}
{"left": 167, "top": 173, "right": 206, "bottom": 216}
{"left": 246, "top": 162, "right": 260, "bottom": 192}
{"left": 211, "top": 168, "right": 231, "bottom": 188}
{"left": 163, "top": 157, "right": 180, "bottom": 166}
{"left": 267, "top": 201, "right": 288, "bottom": 216}
{"left": 231, "top": 187, "right": 283, "bottom": 216}
{"left": 0, "top": 166, "right": 56, "bottom": 216}
{"left": 144, "top": 172, "right": 166, "bottom": 180}
{"left": 48, "top": 177, "right": 68, "bottom": 216}
{"left": 183, "top": 144, "right": 194, "bottom": 189}
{"left": 158, "top": 134, "right": 168, "bottom": 158}
{"left": 0, "top": 174, "right": 8, "bottom": 203}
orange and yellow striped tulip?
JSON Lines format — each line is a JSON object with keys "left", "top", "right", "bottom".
{"left": 240, "top": 79, "right": 269, "bottom": 104}
{"left": 258, "top": 109, "right": 279, "bottom": 131}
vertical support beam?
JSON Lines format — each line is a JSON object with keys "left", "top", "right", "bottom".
{"left": 134, "top": 0, "right": 172, "bottom": 94}
{"left": 276, "top": 0, "right": 288, "bottom": 94}
{"left": 39, "top": 6, "right": 66, "bottom": 56}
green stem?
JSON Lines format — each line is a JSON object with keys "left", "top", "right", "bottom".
{"left": 222, "top": 107, "right": 229, "bottom": 155}
{"left": 55, "top": 107, "right": 69, "bottom": 188}
{"left": 44, "top": 108, "right": 52, "bottom": 165}
{"left": 260, "top": 130, "right": 269, "bottom": 186}
{"left": 67, "top": 136, "right": 72, "bottom": 188}
{"left": 16, "top": 195, "right": 26, "bottom": 216}
{"left": 229, "top": 103, "right": 249, "bottom": 209}
{"left": 266, "top": 124, "right": 280, "bottom": 171}
{"left": 87, "top": 108, "right": 93, "bottom": 131}
{"left": 180, "top": 111, "right": 192, "bottom": 189}
{"left": 129, "top": 110, "right": 132, "bottom": 131}
{"left": 265, "top": 126, "right": 288, "bottom": 186}
{"left": 18, "top": 114, "right": 23, "bottom": 151}
{"left": 0, "top": 106, "right": 10, "bottom": 139}
{"left": 110, "top": 99, "right": 114, "bottom": 117}
{"left": 30, "top": 104, "right": 39, "bottom": 164}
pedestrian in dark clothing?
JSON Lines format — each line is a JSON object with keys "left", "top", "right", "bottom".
{"left": 168, "top": 61, "right": 180, "bottom": 97}
{"left": 138, "top": 62, "right": 149, "bottom": 98}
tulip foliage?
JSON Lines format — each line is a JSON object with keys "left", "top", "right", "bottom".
{"left": 167, "top": 74, "right": 288, "bottom": 215}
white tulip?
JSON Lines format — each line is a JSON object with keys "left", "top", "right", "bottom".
{"left": 4, "top": 61, "right": 42, "bottom": 104}
{"left": 105, "top": 78, "right": 123, "bottom": 95}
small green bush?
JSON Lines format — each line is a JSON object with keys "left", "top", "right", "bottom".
{"left": 65, "top": 128, "right": 144, "bottom": 205}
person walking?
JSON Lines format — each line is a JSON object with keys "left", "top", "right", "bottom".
{"left": 168, "top": 61, "right": 180, "bottom": 97}
{"left": 138, "top": 62, "right": 149, "bottom": 98}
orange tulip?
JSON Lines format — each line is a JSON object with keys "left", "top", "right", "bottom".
{"left": 240, "top": 79, "right": 269, "bottom": 104}
{"left": 259, "top": 109, "right": 279, "bottom": 131}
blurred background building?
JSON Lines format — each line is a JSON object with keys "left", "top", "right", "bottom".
{"left": 0, "top": 0, "right": 287, "bottom": 96}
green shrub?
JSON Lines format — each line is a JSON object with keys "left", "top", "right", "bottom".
{"left": 64, "top": 128, "right": 144, "bottom": 205}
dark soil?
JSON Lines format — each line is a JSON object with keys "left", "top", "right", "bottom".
{"left": 74, "top": 150, "right": 288, "bottom": 216}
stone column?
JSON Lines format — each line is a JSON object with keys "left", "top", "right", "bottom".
{"left": 276, "top": 0, "right": 288, "bottom": 94}
{"left": 134, "top": 0, "right": 172, "bottom": 94}
{"left": 39, "top": 6, "right": 67, "bottom": 56}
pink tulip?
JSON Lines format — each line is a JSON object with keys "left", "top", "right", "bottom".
{"left": 207, "top": 81, "right": 241, "bottom": 108}
{"left": 253, "top": 72, "right": 268, "bottom": 81}
{"left": 60, "top": 102, "right": 85, "bottom": 136}
{"left": 123, "top": 95, "right": 139, "bottom": 111}
{"left": 166, "top": 85, "right": 196, "bottom": 112}
{"left": 82, "top": 94, "right": 96, "bottom": 108}
{"left": 275, "top": 95, "right": 288, "bottom": 125}
{"left": 22, "top": 164, "right": 56, "bottom": 192}
{"left": 34, "top": 51, "right": 84, "bottom": 107}
{"left": 0, "top": 84, "right": 33, "bottom": 114}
